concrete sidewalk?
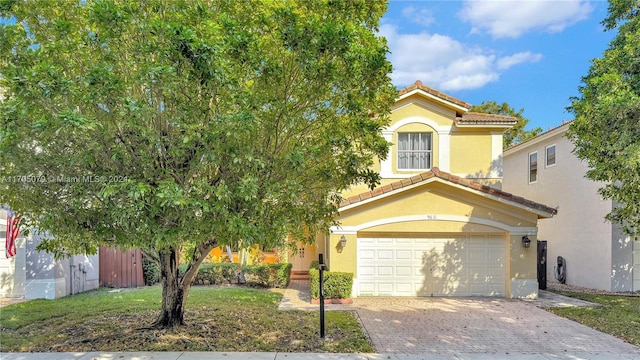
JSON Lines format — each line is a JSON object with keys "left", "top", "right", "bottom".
{"left": 2, "top": 352, "right": 640, "bottom": 360}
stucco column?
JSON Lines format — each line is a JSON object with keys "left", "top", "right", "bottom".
{"left": 438, "top": 129, "right": 451, "bottom": 172}
{"left": 380, "top": 129, "right": 394, "bottom": 178}
{"left": 508, "top": 233, "right": 539, "bottom": 299}
{"left": 491, "top": 132, "right": 503, "bottom": 179}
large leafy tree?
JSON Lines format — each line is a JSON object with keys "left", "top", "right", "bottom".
{"left": 568, "top": 0, "right": 640, "bottom": 238}
{"left": 470, "top": 101, "right": 542, "bottom": 149}
{"left": 0, "top": 0, "right": 396, "bottom": 327}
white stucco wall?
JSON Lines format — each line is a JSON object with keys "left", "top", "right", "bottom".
{"left": 503, "top": 125, "right": 632, "bottom": 291}
{"left": 1, "top": 208, "right": 99, "bottom": 300}
{"left": 0, "top": 209, "right": 26, "bottom": 297}
{"left": 24, "top": 232, "right": 100, "bottom": 300}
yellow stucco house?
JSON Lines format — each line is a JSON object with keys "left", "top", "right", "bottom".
{"left": 291, "top": 81, "right": 556, "bottom": 299}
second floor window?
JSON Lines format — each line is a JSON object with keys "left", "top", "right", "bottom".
{"left": 529, "top": 152, "right": 538, "bottom": 183}
{"left": 546, "top": 145, "right": 556, "bottom": 167}
{"left": 398, "top": 132, "right": 432, "bottom": 170}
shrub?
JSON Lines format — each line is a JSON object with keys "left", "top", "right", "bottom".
{"left": 249, "top": 247, "right": 266, "bottom": 265}
{"left": 181, "top": 263, "right": 238, "bottom": 285}
{"left": 273, "top": 262, "right": 293, "bottom": 287}
{"left": 141, "top": 256, "right": 160, "bottom": 285}
{"left": 244, "top": 263, "right": 292, "bottom": 288}
{"left": 179, "top": 262, "right": 291, "bottom": 288}
{"left": 309, "top": 260, "right": 319, "bottom": 270}
{"left": 309, "top": 269, "right": 353, "bottom": 299}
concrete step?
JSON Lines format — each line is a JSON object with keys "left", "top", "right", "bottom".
{"left": 290, "top": 270, "right": 310, "bottom": 280}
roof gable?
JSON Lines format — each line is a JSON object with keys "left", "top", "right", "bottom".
{"left": 396, "top": 81, "right": 518, "bottom": 128}
{"left": 397, "top": 80, "right": 471, "bottom": 112}
{"left": 340, "top": 167, "right": 557, "bottom": 218}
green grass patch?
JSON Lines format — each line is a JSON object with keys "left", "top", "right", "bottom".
{"left": 548, "top": 291, "right": 640, "bottom": 346}
{"left": 0, "top": 286, "right": 373, "bottom": 353}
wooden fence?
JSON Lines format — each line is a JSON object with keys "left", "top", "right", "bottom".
{"left": 99, "top": 246, "right": 144, "bottom": 288}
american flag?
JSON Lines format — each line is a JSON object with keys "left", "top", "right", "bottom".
{"left": 6, "top": 210, "right": 21, "bottom": 258}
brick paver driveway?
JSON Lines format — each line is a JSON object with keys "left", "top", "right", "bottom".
{"left": 353, "top": 297, "right": 640, "bottom": 356}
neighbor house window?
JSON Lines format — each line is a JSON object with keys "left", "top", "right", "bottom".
{"left": 546, "top": 144, "right": 556, "bottom": 167}
{"left": 529, "top": 152, "right": 538, "bottom": 183}
{"left": 398, "top": 132, "right": 432, "bottom": 170}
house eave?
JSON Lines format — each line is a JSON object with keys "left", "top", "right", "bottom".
{"left": 397, "top": 89, "right": 470, "bottom": 114}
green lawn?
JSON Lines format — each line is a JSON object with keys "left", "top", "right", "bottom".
{"left": 548, "top": 291, "right": 640, "bottom": 346}
{"left": 0, "top": 286, "right": 373, "bottom": 353}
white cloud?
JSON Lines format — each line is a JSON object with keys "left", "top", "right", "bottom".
{"left": 379, "top": 24, "right": 542, "bottom": 91}
{"left": 401, "top": 6, "right": 435, "bottom": 27}
{"left": 497, "top": 52, "right": 543, "bottom": 70}
{"left": 459, "top": 0, "right": 593, "bottom": 39}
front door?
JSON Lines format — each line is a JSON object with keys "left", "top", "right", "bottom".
{"left": 291, "top": 242, "right": 316, "bottom": 272}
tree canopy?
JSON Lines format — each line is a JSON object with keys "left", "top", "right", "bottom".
{"left": 0, "top": 0, "right": 396, "bottom": 326}
{"left": 568, "top": 0, "right": 640, "bottom": 238}
{"left": 470, "top": 100, "right": 542, "bottom": 149}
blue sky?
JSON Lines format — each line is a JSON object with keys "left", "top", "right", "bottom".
{"left": 2, "top": 1, "right": 614, "bottom": 131}
{"left": 381, "top": 0, "right": 615, "bottom": 131}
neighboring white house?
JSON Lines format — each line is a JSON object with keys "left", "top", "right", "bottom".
{"left": 1, "top": 88, "right": 100, "bottom": 299}
{"left": 0, "top": 208, "right": 99, "bottom": 299}
{"left": 503, "top": 122, "right": 639, "bottom": 292}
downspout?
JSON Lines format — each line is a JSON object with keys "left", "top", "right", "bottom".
{"left": 69, "top": 256, "right": 75, "bottom": 295}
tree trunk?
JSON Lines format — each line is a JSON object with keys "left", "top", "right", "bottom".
{"left": 151, "top": 239, "right": 217, "bottom": 328}
{"left": 152, "top": 247, "right": 188, "bottom": 328}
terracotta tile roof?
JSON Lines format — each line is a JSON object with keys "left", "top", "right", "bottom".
{"left": 398, "top": 80, "right": 472, "bottom": 110}
{"left": 457, "top": 112, "right": 518, "bottom": 125}
{"left": 340, "top": 167, "right": 557, "bottom": 216}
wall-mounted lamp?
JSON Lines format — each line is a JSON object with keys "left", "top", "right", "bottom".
{"left": 340, "top": 235, "right": 347, "bottom": 248}
{"left": 522, "top": 235, "right": 531, "bottom": 248}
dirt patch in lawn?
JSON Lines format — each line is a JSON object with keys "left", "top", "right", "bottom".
{"left": 1, "top": 287, "right": 373, "bottom": 353}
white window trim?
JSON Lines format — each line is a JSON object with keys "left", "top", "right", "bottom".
{"left": 380, "top": 117, "right": 452, "bottom": 177}
{"left": 397, "top": 132, "right": 433, "bottom": 171}
{"left": 545, "top": 144, "right": 556, "bottom": 168}
{"left": 529, "top": 151, "right": 538, "bottom": 184}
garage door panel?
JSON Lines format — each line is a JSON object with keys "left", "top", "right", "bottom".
{"left": 395, "top": 282, "right": 414, "bottom": 294}
{"left": 359, "top": 282, "right": 375, "bottom": 295}
{"left": 378, "top": 283, "right": 393, "bottom": 295}
{"left": 395, "top": 266, "right": 412, "bottom": 276}
{"left": 359, "top": 238, "right": 376, "bottom": 245}
{"left": 359, "top": 249, "right": 375, "bottom": 260}
{"left": 359, "top": 266, "right": 375, "bottom": 276}
{"left": 358, "top": 235, "right": 506, "bottom": 297}
{"left": 414, "top": 251, "right": 426, "bottom": 261}
{"left": 468, "top": 249, "right": 486, "bottom": 261}
{"left": 469, "top": 283, "right": 487, "bottom": 295}
{"left": 488, "top": 267, "right": 504, "bottom": 277}
{"left": 488, "top": 250, "right": 504, "bottom": 261}
{"left": 486, "top": 284, "right": 504, "bottom": 295}
{"left": 469, "top": 266, "right": 487, "bottom": 276}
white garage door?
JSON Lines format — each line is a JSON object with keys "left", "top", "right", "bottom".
{"left": 357, "top": 235, "right": 506, "bottom": 297}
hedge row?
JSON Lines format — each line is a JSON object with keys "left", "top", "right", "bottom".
{"left": 143, "top": 261, "right": 292, "bottom": 288}
{"left": 186, "top": 263, "right": 292, "bottom": 288}
{"left": 243, "top": 263, "right": 293, "bottom": 288}
{"left": 309, "top": 268, "right": 353, "bottom": 299}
